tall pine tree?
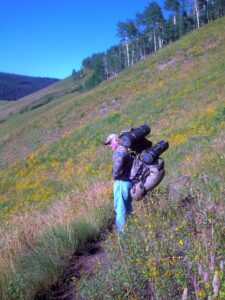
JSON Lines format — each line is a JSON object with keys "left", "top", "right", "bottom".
{"left": 138, "top": 1, "right": 165, "bottom": 51}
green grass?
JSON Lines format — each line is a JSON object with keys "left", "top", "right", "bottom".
{"left": 0, "top": 17, "right": 224, "bottom": 299}
{"left": 0, "top": 100, "right": 9, "bottom": 106}
{"left": 76, "top": 187, "right": 225, "bottom": 299}
{"left": 1, "top": 203, "right": 113, "bottom": 300}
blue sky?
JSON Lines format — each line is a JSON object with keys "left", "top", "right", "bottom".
{"left": 1, "top": 0, "right": 164, "bottom": 79}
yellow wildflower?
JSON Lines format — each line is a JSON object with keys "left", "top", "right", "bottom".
{"left": 179, "top": 240, "right": 183, "bottom": 246}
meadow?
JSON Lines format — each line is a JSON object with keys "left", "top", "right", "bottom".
{"left": 0, "top": 18, "right": 224, "bottom": 299}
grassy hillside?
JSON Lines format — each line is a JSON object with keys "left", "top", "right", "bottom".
{"left": 0, "top": 70, "right": 92, "bottom": 165}
{"left": 0, "top": 18, "right": 224, "bottom": 299}
{"left": 0, "top": 69, "right": 91, "bottom": 121}
{"left": 0, "top": 101, "right": 9, "bottom": 107}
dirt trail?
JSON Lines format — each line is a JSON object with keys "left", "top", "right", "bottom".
{"left": 35, "top": 240, "right": 108, "bottom": 300}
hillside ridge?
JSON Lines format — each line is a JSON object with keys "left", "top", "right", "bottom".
{"left": 0, "top": 17, "right": 224, "bottom": 300}
{"left": 0, "top": 72, "right": 60, "bottom": 101}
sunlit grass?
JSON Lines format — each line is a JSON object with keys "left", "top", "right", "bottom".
{"left": 0, "top": 17, "right": 224, "bottom": 299}
{"left": 77, "top": 187, "right": 225, "bottom": 299}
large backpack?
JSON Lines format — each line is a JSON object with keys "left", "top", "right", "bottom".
{"left": 120, "top": 125, "right": 168, "bottom": 200}
{"left": 129, "top": 157, "right": 165, "bottom": 200}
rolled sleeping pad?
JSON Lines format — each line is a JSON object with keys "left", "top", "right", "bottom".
{"left": 140, "top": 140, "right": 169, "bottom": 165}
{"left": 120, "top": 124, "right": 150, "bottom": 148}
{"left": 130, "top": 158, "right": 165, "bottom": 201}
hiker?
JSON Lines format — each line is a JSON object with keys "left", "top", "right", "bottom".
{"left": 104, "top": 133, "right": 134, "bottom": 233}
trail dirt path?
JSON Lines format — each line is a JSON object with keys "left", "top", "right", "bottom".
{"left": 35, "top": 241, "right": 108, "bottom": 300}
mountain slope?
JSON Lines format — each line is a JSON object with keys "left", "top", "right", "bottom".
{"left": 0, "top": 17, "right": 224, "bottom": 299}
{"left": 0, "top": 16, "right": 224, "bottom": 220}
{"left": 0, "top": 72, "right": 59, "bottom": 100}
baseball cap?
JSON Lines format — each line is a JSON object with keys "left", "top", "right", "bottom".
{"left": 104, "top": 133, "right": 119, "bottom": 145}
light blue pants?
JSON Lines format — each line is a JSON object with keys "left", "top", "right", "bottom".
{"left": 113, "top": 180, "right": 132, "bottom": 233}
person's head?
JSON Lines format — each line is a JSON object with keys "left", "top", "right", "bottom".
{"left": 104, "top": 133, "right": 120, "bottom": 151}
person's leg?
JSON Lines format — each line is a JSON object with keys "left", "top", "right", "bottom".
{"left": 121, "top": 180, "right": 132, "bottom": 215}
{"left": 113, "top": 180, "right": 126, "bottom": 232}
{"left": 113, "top": 180, "right": 132, "bottom": 233}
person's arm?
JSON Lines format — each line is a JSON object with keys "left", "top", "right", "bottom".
{"left": 112, "top": 146, "right": 126, "bottom": 179}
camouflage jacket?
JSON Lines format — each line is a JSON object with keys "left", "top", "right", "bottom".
{"left": 112, "top": 144, "right": 134, "bottom": 180}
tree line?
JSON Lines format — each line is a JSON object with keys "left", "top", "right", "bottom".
{"left": 72, "top": 0, "right": 225, "bottom": 89}
{"left": 0, "top": 72, "right": 59, "bottom": 101}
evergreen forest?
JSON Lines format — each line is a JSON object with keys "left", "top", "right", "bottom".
{"left": 0, "top": 72, "right": 59, "bottom": 101}
{"left": 73, "top": 0, "right": 225, "bottom": 89}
